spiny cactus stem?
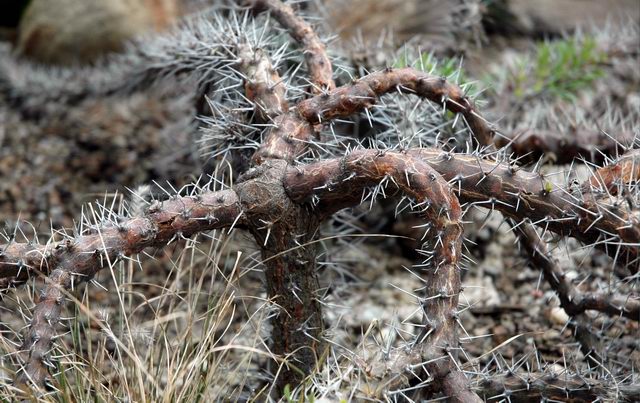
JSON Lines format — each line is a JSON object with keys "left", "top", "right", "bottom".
{"left": 10, "top": 190, "right": 243, "bottom": 390}
{"left": 409, "top": 149, "right": 640, "bottom": 271}
{"left": 254, "top": 67, "right": 494, "bottom": 163}
{"left": 245, "top": 0, "right": 335, "bottom": 95}
{"left": 582, "top": 148, "right": 640, "bottom": 195}
{"left": 285, "top": 150, "right": 480, "bottom": 402}
{"left": 237, "top": 43, "right": 289, "bottom": 121}
{"left": 495, "top": 128, "right": 636, "bottom": 164}
{"left": 3, "top": 148, "right": 638, "bottom": 287}
{"left": 236, "top": 160, "right": 324, "bottom": 388}
{"left": 514, "top": 220, "right": 612, "bottom": 366}
{"left": 15, "top": 266, "right": 69, "bottom": 390}
{"left": 515, "top": 221, "right": 638, "bottom": 321}
{"left": 1, "top": 190, "right": 243, "bottom": 287}
{"left": 235, "top": 30, "right": 325, "bottom": 388}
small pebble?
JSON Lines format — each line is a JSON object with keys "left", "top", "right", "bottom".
{"left": 549, "top": 307, "right": 570, "bottom": 325}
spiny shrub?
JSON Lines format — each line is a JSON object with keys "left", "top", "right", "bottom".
{"left": 0, "top": 1, "right": 638, "bottom": 402}
{"left": 508, "top": 36, "right": 607, "bottom": 101}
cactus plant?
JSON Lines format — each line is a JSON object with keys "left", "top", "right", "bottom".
{"left": 0, "top": 0, "right": 638, "bottom": 401}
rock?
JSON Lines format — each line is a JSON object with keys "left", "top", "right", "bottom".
{"left": 463, "top": 275, "right": 501, "bottom": 306}
{"left": 16, "top": 0, "right": 179, "bottom": 65}
{"left": 549, "top": 307, "right": 570, "bottom": 325}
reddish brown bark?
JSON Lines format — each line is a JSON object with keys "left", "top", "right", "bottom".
{"left": 236, "top": 160, "right": 324, "bottom": 388}
{"left": 3, "top": 149, "right": 638, "bottom": 285}
{"left": 7, "top": 190, "right": 243, "bottom": 388}
{"left": 408, "top": 149, "right": 640, "bottom": 270}
{"left": 582, "top": 148, "right": 640, "bottom": 195}
{"left": 246, "top": 0, "right": 335, "bottom": 95}
{"left": 237, "top": 43, "right": 289, "bottom": 121}
{"left": 255, "top": 67, "right": 495, "bottom": 163}
{"left": 1, "top": 190, "right": 243, "bottom": 285}
{"left": 234, "top": 12, "right": 327, "bottom": 386}
{"left": 517, "top": 222, "right": 638, "bottom": 320}
{"left": 495, "top": 128, "right": 636, "bottom": 164}
{"left": 15, "top": 266, "right": 68, "bottom": 389}
{"left": 3, "top": 1, "right": 637, "bottom": 399}
{"left": 285, "top": 149, "right": 480, "bottom": 402}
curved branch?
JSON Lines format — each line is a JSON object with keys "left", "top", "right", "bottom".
{"left": 255, "top": 67, "right": 495, "bottom": 163}
{"left": 285, "top": 150, "right": 480, "bottom": 402}
{"left": 515, "top": 222, "right": 638, "bottom": 321}
{"left": 409, "top": 149, "right": 640, "bottom": 271}
{"left": 0, "top": 190, "right": 243, "bottom": 285}
{"left": 246, "top": 0, "right": 335, "bottom": 95}
{"left": 495, "top": 128, "right": 636, "bottom": 164}
{"left": 8, "top": 189, "right": 243, "bottom": 389}
{"left": 5, "top": 148, "right": 638, "bottom": 284}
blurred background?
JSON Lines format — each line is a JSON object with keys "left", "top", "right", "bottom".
{"left": 0, "top": 0, "right": 638, "bottom": 66}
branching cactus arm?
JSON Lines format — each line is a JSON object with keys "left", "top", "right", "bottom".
{"left": 246, "top": 0, "right": 335, "bottom": 95}
{"left": 285, "top": 150, "right": 480, "bottom": 401}
{"left": 0, "top": 0, "right": 638, "bottom": 401}
{"left": 410, "top": 149, "right": 640, "bottom": 271}
{"left": 255, "top": 67, "right": 495, "bottom": 163}
{"left": 8, "top": 190, "right": 243, "bottom": 388}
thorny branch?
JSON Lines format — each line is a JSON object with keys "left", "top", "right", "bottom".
{"left": 495, "top": 128, "right": 637, "bottom": 164}
{"left": 15, "top": 266, "right": 71, "bottom": 389}
{"left": 583, "top": 148, "right": 640, "bottom": 195}
{"left": 515, "top": 222, "right": 638, "bottom": 321}
{"left": 237, "top": 43, "right": 289, "bottom": 121}
{"left": 4, "top": 148, "right": 637, "bottom": 283}
{"left": 255, "top": 67, "right": 495, "bottom": 163}
{"left": 1, "top": 191, "right": 243, "bottom": 287}
{"left": 246, "top": 0, "right": 335, "bottom": 95}
{"left": 514, "top": 220, "right": 626, "bottom": 366}
{"left": 8, "top": 190, "right": 243, "bottom": 388}
{"left": 1, "top": 131, "right": 638, "bottom": 394}
{"left": 285, "top": 149, "right": 480, "bottom": 402}
{"left": 475, "top": 371, "right": 640, "bottom": 402}
{"left": 409, "top": 148, "right": 640, "bottom": 271}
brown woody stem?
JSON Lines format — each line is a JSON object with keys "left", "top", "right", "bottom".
{"left": 235, "top": 17, "right": 326, "bottom": 387}
{"left": 515, "top": 221, "right": 638, "bottom": 321}
{"left": 237, "top": 43, "right": 289, "bottom": 121}
{"left": 409, "top": 149, "right": 640, "bottom": 271}
{"left": 8, "top": 190, "right": 242, "bottom": 388}
{"left": 4, "top": 149, "right": 638, "bottom": 282}
{"left": 514, "top": 221, "right": 607, "bottom": 365}
{"left": 495, "top": 128, "right": 636, "bottom": 164}
{"left": 4, "top": 148, "right": 638, "bottom": 393}
{"left": 254, "top": 67, "right": 495, "bottom": 163}
{"left": 246, "top": 0, "right": 335, "bottom": 95}
{"left": 285, "top": 150, "right": 479, "bottom": 401}
{"left": 1, "top": 190, "right": 242, "bottom": 291}
{"left": 0, "top": 190, "right": 244, "bottom": 286}
{"left": 236, "top": 160, "right": 324, "bottom": 388}
{"left": 15, "top": 266, "right": 68, "bottom": 389}
{"left": 582, "top": 148, "right": 640, "bottom": 195}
